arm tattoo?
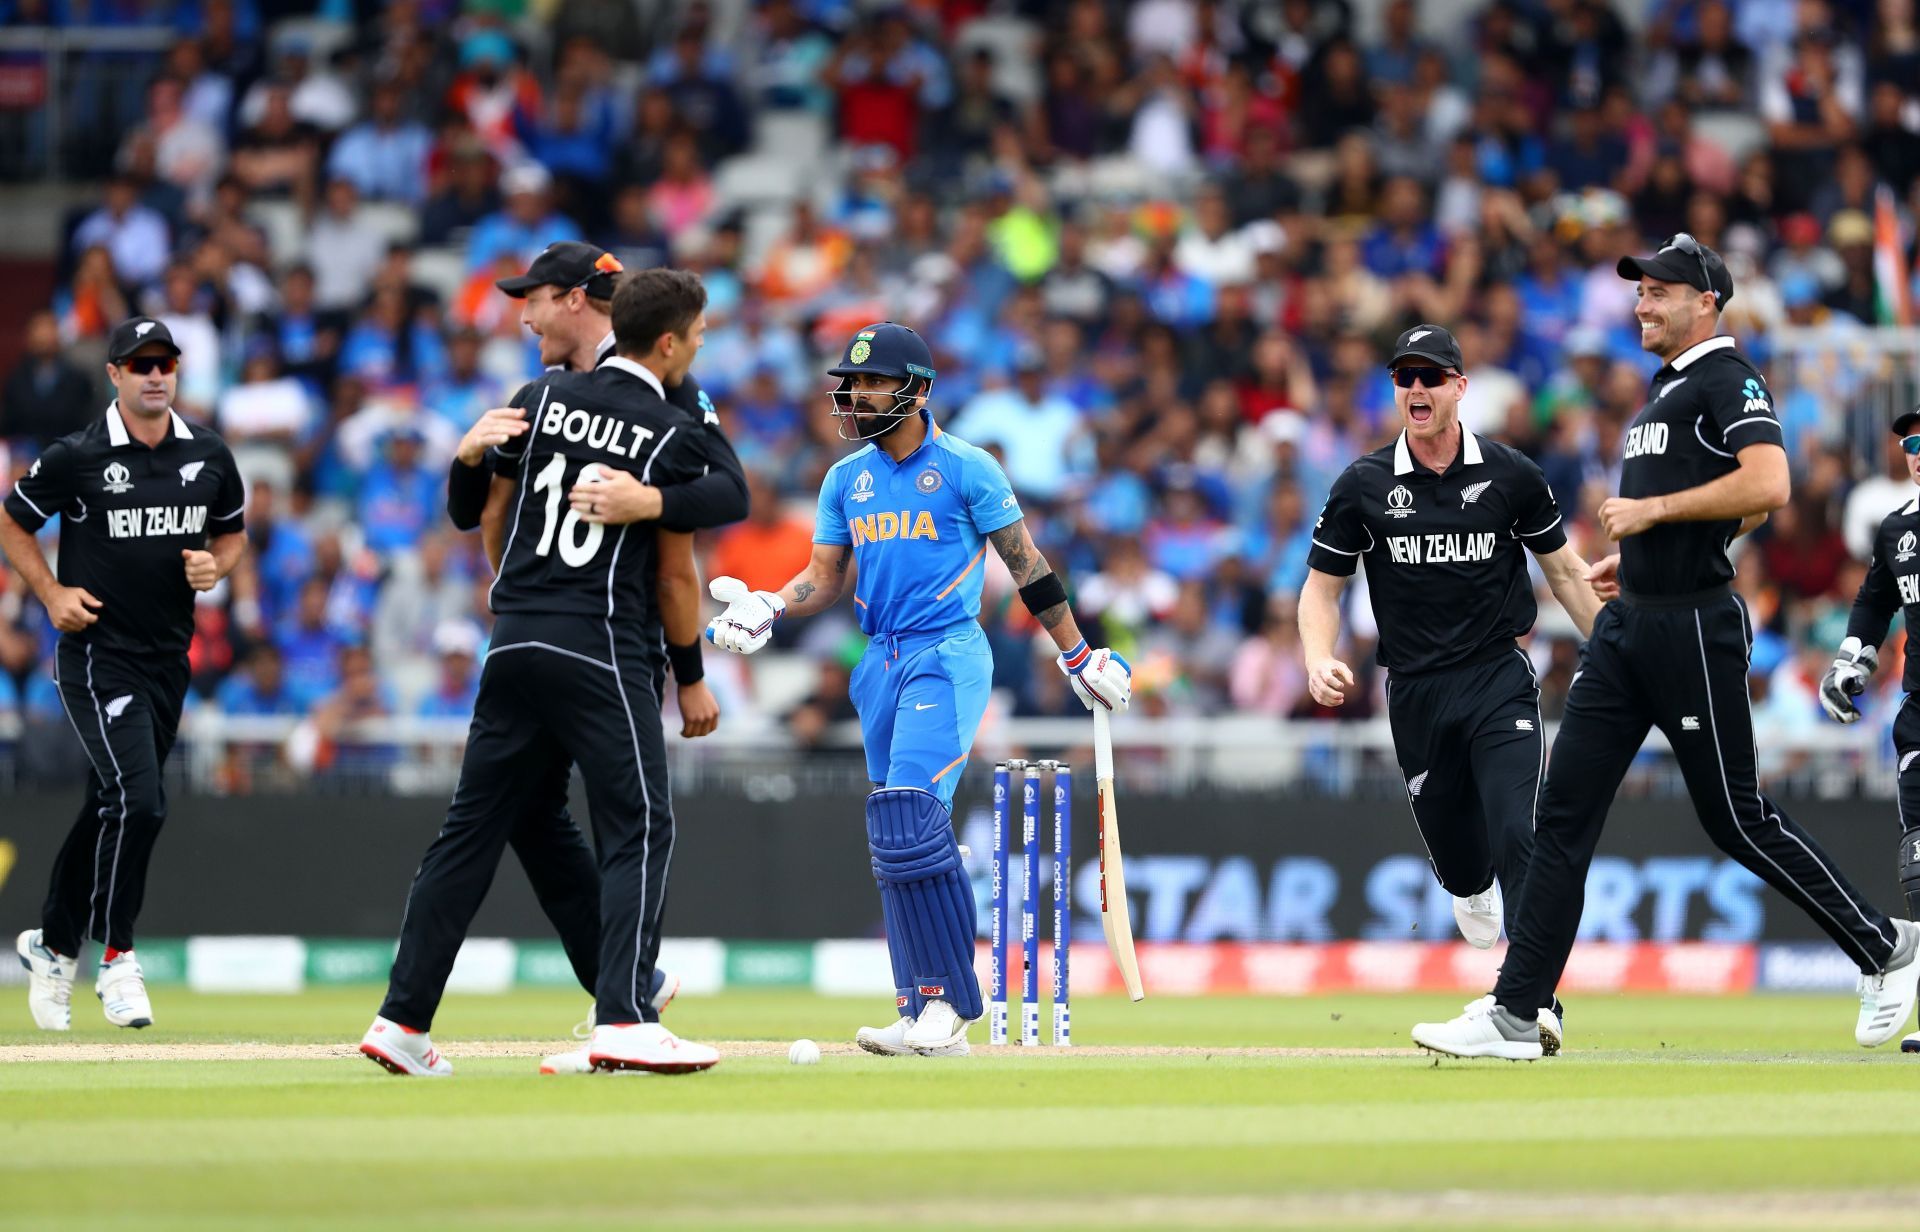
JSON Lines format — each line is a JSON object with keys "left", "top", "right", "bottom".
{"left": 989, "top": 524, "right": 1072, "bottom": 629}
{"left": 794, "top": 581, "right": 816, "bottom": 603}
{"left": 835, "top": 546, "right": 851, "bottom": 573}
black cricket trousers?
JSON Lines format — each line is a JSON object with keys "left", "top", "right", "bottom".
{"left": 1386, "top": 643, "right": 1543, "bottom": 947}
{"left": 1496, "top": 590, "right": 1900, "bottom": 1013}
{"left": 43, "top": 640, "right": 190, "bottom": 956}
{"left": 381, "top": 613, "right": 675, "bottom": 1030}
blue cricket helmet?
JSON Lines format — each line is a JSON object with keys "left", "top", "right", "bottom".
{"left": 827, "top": 322, "right": 937, "bottom": 441}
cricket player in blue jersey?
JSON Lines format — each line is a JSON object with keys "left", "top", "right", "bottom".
{"left": 705, "top": 323, "right": 1132, "bottom": 1056}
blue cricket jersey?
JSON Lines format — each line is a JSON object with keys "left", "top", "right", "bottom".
{"left": 814, "top": 425, "right": 1024, "bottom": 639}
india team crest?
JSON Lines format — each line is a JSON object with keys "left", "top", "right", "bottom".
{"left": 916, "top": 468, "right": 942, "bottom": 494}
{"left": 851, "top": 469, "right": 876, "bottom": 503}
{"left": 850, "top": 340, "right": 872, "bottom": 364}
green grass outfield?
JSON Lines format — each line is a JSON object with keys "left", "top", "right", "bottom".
{"left": 3, "top": 988, "right": 1919, "bottom": 1231}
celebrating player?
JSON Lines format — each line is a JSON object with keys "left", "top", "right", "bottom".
{"left": 6, "top": 318, "right": 247, "bottom": 1032}
{"left": 1300, "top": 323, "right": 1601, "bottom": 1052}
{"left": 1415, "top": 235, "right": 1920, "bottom": 1059}
{"left": 703, "top": 322, "right": 1131, "bottom": 1056}
{"left": 1820, "top": 403, "right": 1920, "bottom": 1052}
{"left": 361, "top": 271, "right": 722, "bottom": 1076}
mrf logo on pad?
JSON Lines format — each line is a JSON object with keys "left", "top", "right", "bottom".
{"left": 917, "top": 983, "right": 945, "bottom": 997}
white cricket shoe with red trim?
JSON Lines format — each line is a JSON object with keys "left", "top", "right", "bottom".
{"left": 360, "top": 1016, "right": 452, "bottom": 1076}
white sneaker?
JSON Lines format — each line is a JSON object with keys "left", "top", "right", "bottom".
{"left": 587, "top": 1022, "right": 719, "bottom": 1074}
{"left": 359, "top": 1016, "right": 452, "bottom": 1076}
{"left": 539, "top": 1046, "right": 596, "bottom": 1075}
{"left": 1903, "top": 1030, "right": 1919, "bottom": 1054}
{"left": 16, "top": 930, "right": 75, "bottom": 1032}
{"left": 547, "top": 972, "right": 682, "bottom": 1074}
{"left": 855, "top": 1015, "right": 917, "bottom": 1056}
{"left": 1453, "top": 884, "right": 1503, "bottom": 949}
{"left": 94, "top": 951, "right": 152, "bottom": 1029}
{"left": 901, "top": 999, "right": 973, "bottom": 1054}
{"left": 1857, "top": 919, "right": 1920, "bottom": 1047}
{"left": 1412, "top": 998, "right": 1544, "bottom": 1060}
{"left": 1463, "top": 994, "right": 1563, "bottom": 1055}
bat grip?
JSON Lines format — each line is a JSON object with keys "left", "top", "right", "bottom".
{"left": 1092, "top": 707, "right": 1114, "bottom": 781}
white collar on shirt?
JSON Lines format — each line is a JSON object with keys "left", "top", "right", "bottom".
{"left": 1668, "top": 334, "right": 1737, "bottom": 371}
{"left": 105, "top": 400, "right": 193, "bottom": 446}
{"left": 1393, "top": 427, "right": 1482, "bottom": 476}
{"left": 598, "top": 355, "right": 666, "bottom": 399}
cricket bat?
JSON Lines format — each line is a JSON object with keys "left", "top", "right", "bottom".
{"left": 1093, "top": 707, "right": 1145, "bottom": 1002}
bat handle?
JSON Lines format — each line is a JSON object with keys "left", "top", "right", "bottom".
{"left": 1092, "top": 707, "right": 1114, "bottom": 781}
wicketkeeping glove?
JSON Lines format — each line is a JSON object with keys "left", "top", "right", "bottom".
{"left": 705, "top": 576, "right": 784, "bottom": 655}
{"left": 1059, "top": 640, "right": 1132, "bottom": 713}
{"left": 1819, "top": 636, "right": 1878, "bottom": 724}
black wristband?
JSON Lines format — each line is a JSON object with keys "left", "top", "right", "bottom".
{"left": 1018, "top": 572, "right": 1068, "bottom": 617}
{"left": 447, "top": 457, "right": 490, "bottom": 530}
{"left": 666, "top": 639, "right": 705, "bottom": 684}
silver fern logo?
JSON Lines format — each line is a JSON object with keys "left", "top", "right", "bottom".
{"left": 1408, "top": 771, "right": 1429, "bottom": 798}
{"left": 1460, "top": 481, "right": 1492, "bottom": 507}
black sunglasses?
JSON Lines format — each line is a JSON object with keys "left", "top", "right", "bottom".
{"left": 1901, "top": 434, "right": 1920, "bottom": 457}
{"left": 1663, "top": 232, "right": 1717, "bottom": 303}
{"left": 1390, "top": 367, "right": 1457, "bottom": 389}
{"left": 122, "top": 356, "right": 178, "bottom": 375}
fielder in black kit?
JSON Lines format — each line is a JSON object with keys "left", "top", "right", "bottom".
{"left": 1415, "top": 236, "right": 1920, "bottom": 1060}
{"left": 1820, "top": 404, "right": 1920, "bottom": 1052}
{"left": 6, "top": 318, "right": 247, "bottom": 1033}
{"left": 1301, "top": 325, "right": 1601, "bottom": 1051}
{"left": 361, "top": 270, "right": 723, "bottom": 1076}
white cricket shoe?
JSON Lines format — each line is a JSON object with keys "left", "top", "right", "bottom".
{"left": 1463, "top": 994, "right": 1563, "bottom": 1055}
{"left": 587, "top": 1022, "right": 719, "bottom": 1074}
{"left": 1412, "top": 998, "right": 1544, "bottom": 1060}
{"left": 17, "top": 930, "right": 75, "bottom": 1032}
{"left": 901, "top": 999, "right": 973, "bottom": 1054}
{"left": 855, "top": 1015, "right": 917, "bottom": 1056}
{"left": 1903, "top": 1030, "right": 1919, "bottom": 1054}
{"left": 545, "top": 971, "right": 681, "bottom": 1074}
{"left": 359, "top": 1016, "right": 452, "bottom": 1076}
{"left": 94, "top": 951, "right": 152, "bottom": 1029}
{"left": 1453, "top": 884, "right": 1503, "bottom": 949}
{"left": 1856, "top": 918, "right": 1920, "bottom": 1048}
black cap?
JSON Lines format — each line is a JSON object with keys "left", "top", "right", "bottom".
{"left": 495, "top": 241, "right": 624, "bottom": 299}
{"left": 1616, "top": 234, "right": 1735, "bottom": 308}
{"left": 1387, "top": 324, "right": 1464, "bottom": 371}
{"left": 1893, "top": 406, "right": 1920, "bottom": 437}
{"left": 106, "top": 317, "right": 181, "bottom": 363}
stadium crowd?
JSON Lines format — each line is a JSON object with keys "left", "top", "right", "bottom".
{"left": 3, "top": 0, "right": 1920, "bottom": 779}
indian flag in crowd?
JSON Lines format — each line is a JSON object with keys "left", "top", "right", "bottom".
{"left": 1875, "top": 185, "right": 1913, "bottom": 326}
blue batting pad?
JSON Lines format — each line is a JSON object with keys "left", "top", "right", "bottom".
{"left": 867, "top": 787, "right": 983, "bottom": 1021}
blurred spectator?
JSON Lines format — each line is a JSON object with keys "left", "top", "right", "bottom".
{"left": 307, "top": 177, "right": 388, "bottom": 311}
{"left": 421, "top": 139, "right": 500, "bottom": 246}
{"left": 644, "top": 133, "right": 716, "bottom": 245}
{"left": 952, "top": 354, "right": 1088, "bottom": 504}
{"left": 749, "top": 0, "right": 834, "bottom": 114}
{"left": 415, "top": 621, "right": 482, "bottom": 719}
{"left": 466, "top": 162, "right": 583, "bottom": 272}
{"left": 355, "top": 427, "right": 443, "bottom": 558}
{"left": 216, "top": 347, "right": 311, "bottom": 491}
{"left": 123, "top": 74, "right": 225, "bottom": 207}
{"left": 217, "top": 643, "right": 303, "bottom": 717}
{"left": 229, "top": 81, "right": 320, "bottom": 202}
{"left": 277, "top": 578, "right": 349, "bottom": 709}
{"left": 758, "top": 200, "right": 852, "bottom": 305}
{"left": 329, "top": 80, "right": 432, "bottom": 206}
{"left": 2, "top": 310, "right": 94, "bottom": 446}
{"left": 708, "top": 471, "right": 815, "bottom": 596}
{"left": 445, "top": 30, "right": 541, "bottom": 166}
{"left": 72, "top": 176, "right": 170, "bottom": 290}
{"left": 654, "top": 25, "right": 749, "bottom": 161}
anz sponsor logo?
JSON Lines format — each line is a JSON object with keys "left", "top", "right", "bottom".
{"left": 1623, "top": 420, "right": 1670, "bottom": 459}
{"left": 1385, "top": 532, "right": 1498, "bottom": 565}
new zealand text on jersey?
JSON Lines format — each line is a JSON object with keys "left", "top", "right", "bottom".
{"left": 1623, "top": 421, "right": 1670, "bottom": 459}
{"left": 1386, "top": 532, "right": 1499, "bottom": 565}
{"left": 106, "top": 505, "right": 208, "bottom": 540}
{"left": 1901, "top": 574, "right": 1920, "bottom": 606}
{"left": 539, "top": 398, "right": 659, "bottom": 459}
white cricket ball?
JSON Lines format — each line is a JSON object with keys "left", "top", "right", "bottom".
{"left": 578, "top": 462, "right": 609, "bottom": 484}
{"left": 788, "top": 1038, "right": 821, "bottom": 1066}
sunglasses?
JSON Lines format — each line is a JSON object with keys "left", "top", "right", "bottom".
{"left": 1390, "top": 367, "right": 1457, "bottom": 389}
{"left": 1901, "top": 434, "right": 1920, "bottom": 456}
{"left": 122, "top": 356, "right": 178, "bottom": 375}
{"left": 1661, "top": 232, "right": 1717, "bottom": 303}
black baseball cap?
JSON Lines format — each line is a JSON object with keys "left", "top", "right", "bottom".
{"left": 106, "top": 316, "right": 181, "bottom": 363}
{"left": 1387, "top": 323, "right": 1464, "bottom": 371}
{"left": 1616, "top": 233, "right": 1735, "bottom": 308}
{"left": 495, "top": 241, "right": 624, "bottom": 299}
{"left": 1893, "top": 406, "right": 1920, "bottom": 437}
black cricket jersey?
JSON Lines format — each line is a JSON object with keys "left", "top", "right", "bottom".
{"left": 1617, "top": 334, "right": 1783, "bottom": 597}
{"left": 1308, "top": 429, "right": 1568, "bottom": 675}
{"left": 4, "top": 403, "right": 245, "bottom": 656}
{"left": 487, "top": 358, "right": 705, "bottom": 626}
{"left": 1846, "top": 493, "right": 1920, "bottom": 692}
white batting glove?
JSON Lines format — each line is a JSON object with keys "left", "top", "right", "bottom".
{"left": 1819, "top": 636, "right": 1877, "bottom": 725}
{"left": 705, "top": 576, "right": 784, "bottom": 655}
{"left": 1059, "top": 640, "right": 1132, "bottom": 713}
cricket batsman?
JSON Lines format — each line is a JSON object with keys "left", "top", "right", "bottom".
{"left": 704, "top": 322, "right": 1131, "bottom": 1056}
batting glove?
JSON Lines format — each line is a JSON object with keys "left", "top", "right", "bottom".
{"left": 705, "top": 576, "right": 784, "bottom": 655}
{"left": 1819, "top": 636, "right": 1878, "bottom": 724}
{"left": 1059, "top": 640, "right": 1132, "bottom": 713}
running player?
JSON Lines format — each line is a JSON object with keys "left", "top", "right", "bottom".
{"left": 703, "top": 323, "right": 1131, "bottom": 1056}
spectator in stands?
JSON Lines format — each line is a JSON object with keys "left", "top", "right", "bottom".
{"left": 356, "top": 427, "right": 441, "bottom": 559}
{"left": 124, "top": 74, "right": 225, "bottom": 208}
{"left": 643, "top": 132, "right": 716, "bottom": 245}
{"left": 71, "top": 175, "right": 170, "bottom": 290}
{"left": 307, "top": 176, "right": 388, "bottom": 312}
{"left": 654, "top": 24, "right": 749, "bottom": 161}
{"left": 706, "top": 468, "right": 814, "bottom": 607}
{"left": 953, "top": 350, "right": 1089, "bottom": 505}
{"left": 420, "top": 138, "right": 499, "bottom": 247}
{"left": 444, "top": 30, "right": 541, "bottom": 167}
{"left": 329, "top": 80, "right": 433, "bottom": 206}
{"left": 465, "top": 162, "right": 583, "bottom": 272}
{"left": 277, "top": 578, "right": 349, "bottom": 709}
{"left": 515, "top": 54, "right": 621, "bottom": 226}
{"left": 2, "top": 310, "right": 94, "bottom": 447}
{"left": 750, "top": 0, "right": 835, "bottom": 115}
{"left": 216, "top": 643, "right": 302, "bottom": 716}
{"left": 415, "top": 621, "right": 482, "bottom": 720}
